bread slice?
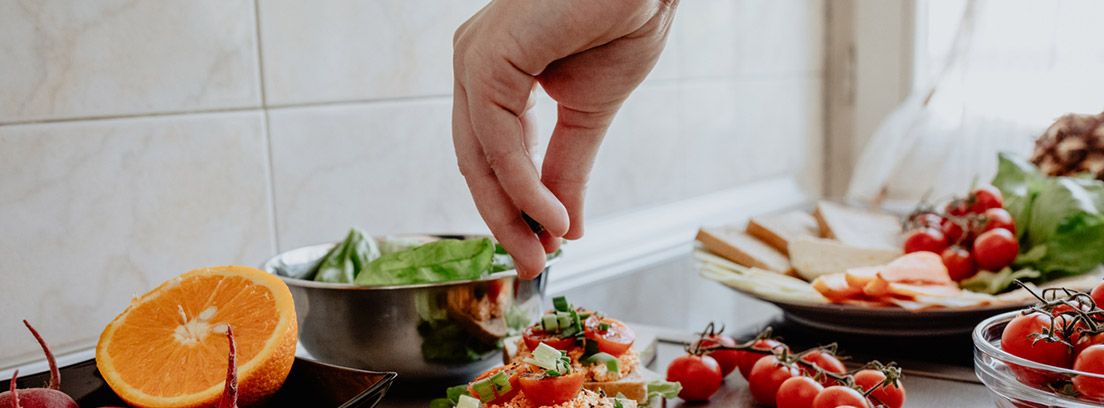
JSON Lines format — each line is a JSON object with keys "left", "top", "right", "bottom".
{"left": 814, "top": 201, "right": 902, "bottom": 250}
{"left": 696, "top": 226, "right": 791, "bottom": 274}
{"left": 746, "top": 211, "right": 820, "bottom": 255}
{"left": 789, "top": 237, "right": 900, "bottom": 281}
{"left": 584, "top": 369, "right": 650, "bottom": 402}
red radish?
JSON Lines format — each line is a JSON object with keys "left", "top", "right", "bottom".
{"left": 217, "top": 325, "right": 239, "bottom": 408}
{"left": 9, "top": 370, "right": 19, "bottom": 408}
{"left": 0, "top": 321, "right": 78, "bottom": 408}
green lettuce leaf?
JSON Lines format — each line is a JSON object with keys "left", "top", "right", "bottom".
{"left": 647, "top": 380, "right": 682, "bottom": 400}
{"left": 960, "top": 268, "right": 1041, "bottom": 294}
{"left": 313, "top": 228, "right": 380, "bottom": 283}
{"left": 354, "top": 238, "right": 495, "bottom": 286}
{"left": 991, "top": 153, "right": 1104, "bottom": 278}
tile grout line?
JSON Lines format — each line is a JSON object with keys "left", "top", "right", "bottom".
{"left": 0, "top": 94, "right": 457, "bottom": 128}
{"left": 0, "top": 73, "right": 824, "bottom": 129}
{"left": 253, "top": 0, "right": 280, "bottom": 256}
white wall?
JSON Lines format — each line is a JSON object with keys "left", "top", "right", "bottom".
{"left": 0, "top": 0, "right": 825, "bottom": 368}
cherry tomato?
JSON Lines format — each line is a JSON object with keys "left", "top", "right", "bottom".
{"left": 812, "top": 386, "right": 870, "bottom": 408}
{"left": 941, "top": 218, "right": 966, "bottom": 245}
{"left": 981, "top": 208, "right": 1015, "bottom": 234}
{"left": 1073, "top": 344, "right": 1104, "bottom": 401}
{"left": 748, "top": 355, "right": 802, "bottom": 406}
{"left": 903, "top": 228, "right": 948, "bottom": 254}
{"left": 469, "top": 366, "right": 520, "bottom": 405}
{"left": 666, "top": 354, "right": 723, "bottom": 401}
{"left": 973, "top": 228, "right": 1019, "bottom": 271}
{"left": 517, "top": 371, "right": 584, "bottom": 406}
{"left": 583, "top": 316, "right": 635, "bottom": 357}
{"left": 1076, "top": 332, "right": 1104, "bottom": 357}
{"left": 853, "top": 369, "right": 905, "bottom": 408}
{"left": 735, "top": 339, "right": 788, "bottom": 379}
{"left": 941, "top": 246, "right": 978, "bottom": 281}
{"left": 1001, "top": 313, "right": 1074, "bottom": 385}
{"left": 971, "top": 185, "right": 1004, "bottom": 213}
{"left": 776, "top": 376, "right": 823, "bottom": 408}
{"left": 910, "top": 213, "right": 944, "bottom": 229}
{"left": 799, "top": 350, "right": 847, "bottom": 386}
{"left": 522, "top": 326, "right": 576, "bottom": 351}
{"left": 1091, "top": 282, "right": 1104, "bottom": 310}
{"left": 699, "top": 335, "right": 739, "bottom": 377}
{"left": 1052, "top": 299, "right": 1092, "bottom": 317}
{"left": 945, "top": 199, "right": 971, "bottom": 217}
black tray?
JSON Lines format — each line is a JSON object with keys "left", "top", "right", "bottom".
{"left": 2, "top": 357, "right": 396, "bottom": 408}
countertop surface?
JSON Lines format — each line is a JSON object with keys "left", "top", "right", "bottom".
{"left": 383, "top": 254, "right": 997, "bottom": 407}
{"left": 383, "top": 322, "right": 994, "bottom": 407}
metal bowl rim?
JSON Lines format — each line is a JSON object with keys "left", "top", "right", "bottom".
{"left": 262, "top": 235, "right": 560, "bottom": 291}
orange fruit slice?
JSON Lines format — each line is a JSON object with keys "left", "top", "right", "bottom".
{"left": 96, "top": 266, "right": 297, "bottom": 408}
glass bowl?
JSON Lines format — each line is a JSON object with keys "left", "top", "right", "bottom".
{"left": 974, "top": 311, "right": 1104, "bottom": 407}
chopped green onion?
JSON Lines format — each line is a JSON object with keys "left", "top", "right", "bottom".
{"left": 599, "top": 322, "right": 610, "bottom": 331}
{"left": 525, "top": 342, "right": 564, "bottom": 372}
{"left": 583, "top": 338, "right": 600, "bottom": 357}
{"left": 552, "top": 296, "right": 570, "bottom": 312}
{"left": 583, "top": 352, "right": 620, "bottom": 373}
{"left": 614, "top": 399, "right": 625, "bottom": 408}
{"left": 578, "top": 312, "right": 592, "bottom": 320}
{"left": 457, "top": 394, "right": 482, "bottom": 408}
{"left": 533, "top": 342, "right": 561, "bottom": 362}
{"left": 446, "top": 384, "right": 471, "bottom": 404}
{"left": 489, "top": 371, "right": 512, "bottom": 394}
{"left": 646, "top": 380, "right": 682, "bottom": 399}
{"left": 541, "top": 314, "right": 559, "bottom": 331}
{"left": 470, "top": 379, "right": 495, "bottom": 403}
{"left": 557, "top": 313, "right": 572, "bottom": 329}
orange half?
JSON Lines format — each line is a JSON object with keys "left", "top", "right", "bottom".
{"left": 96, "top": 266, "right": 297, "bottom": 408}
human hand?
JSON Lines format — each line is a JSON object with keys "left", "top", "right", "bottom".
{"left": 452, "top": 0, "right": 678, "bottom": 278}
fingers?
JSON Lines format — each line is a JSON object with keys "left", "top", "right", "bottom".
{"left": 465, "top": 70, "right": 570, "bottom": 238}
{"left": 453, "top": 83, "right": 547, "bottom": 279}
{"left": 541, "top": 105, "right": 616, "bottom": 239}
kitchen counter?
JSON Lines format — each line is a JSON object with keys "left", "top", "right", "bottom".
{"left": 383, "top": 322, "right": 994, "bottom": 407}
{"left": 384, "top": 254, "right": 997, "bottom": 407}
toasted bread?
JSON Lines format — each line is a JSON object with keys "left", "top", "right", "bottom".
{"left": 584, "top": 369, "right": 651, "bottom": 403}
{"left": 746, "top": 211, "right": 820, "bottom": 255}
{"left": 696, "top": 227, "right": 792, "bottom": 274}
{"left": 789, "top": 237, "right": 900, "bottom": 281}
{"left": 504, "top": 333, "right": 659, "bottom": 403}
{"left": 813, "top": 201, "right": 901, "bottom": 250}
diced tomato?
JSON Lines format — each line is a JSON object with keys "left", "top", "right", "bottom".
{"left": 518, "top": 371, "right": 585, "bottom": 406}
{"left": 584, "top": 316, "right": 636, "bottom": 357}
{"left": 469, "top": 366, "right": 520, "bottom": 405}
{"left": 522, "top": 326, "right": 576, "bottom": 351}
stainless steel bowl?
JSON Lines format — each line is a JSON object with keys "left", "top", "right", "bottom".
{"left": 262, "top": 235, "right": 552, "bottom": 385}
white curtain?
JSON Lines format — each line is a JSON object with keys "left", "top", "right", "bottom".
{"left": 846, "top": 0, "right": 1104, "bottom": 211}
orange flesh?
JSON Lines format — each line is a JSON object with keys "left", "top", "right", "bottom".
{"left": 97, "top": 266, "right": 296, "bottom": 407}
{"left": 106, "top": 275, "right": 277, "bottom": 396}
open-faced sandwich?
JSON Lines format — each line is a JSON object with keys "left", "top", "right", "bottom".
{"left": 433, "top": 297, "right": 679, "bottom": 407}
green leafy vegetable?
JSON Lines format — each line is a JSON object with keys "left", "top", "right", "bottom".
{"left": 431, "top": 384, "right": 475, "bottom": 408}
{"left": 990, "top": 153, "right": 1104, "bottom": 287}
{"left": 354, "top": 238, "right": 495, "bottom": 286}
{"left": 313, "top": 228, "right": 380, "bottom": 283}
{"left": 417, "top": 319, "right": 499, "bottom": 363}
{"left": 646, "top": 380, "right": 682, "bottom": 400}
{"left": 378, "top": 235, "right": 437, "bottom": 256}
{"left": 960, "top": 267, "right": 1041, "bottom": 294}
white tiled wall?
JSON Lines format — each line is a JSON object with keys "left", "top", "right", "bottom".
{"left": 0, "top": 0, "right": 825, "bottom": 367}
